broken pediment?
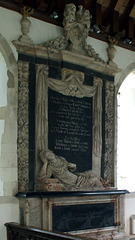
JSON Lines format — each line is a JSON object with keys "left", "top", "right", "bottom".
{"left": 40, "top": 3, "right": 105, "bottom": 64}
{"left": 12, "top": 3, "right": 121, "bottom": 76}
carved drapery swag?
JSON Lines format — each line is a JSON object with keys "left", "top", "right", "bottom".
{"left": 36, "top": 64, "right": 103, "bottom": 176}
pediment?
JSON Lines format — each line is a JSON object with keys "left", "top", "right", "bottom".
{"left": 12, "top": 3, "right": 121, "bottom": 76}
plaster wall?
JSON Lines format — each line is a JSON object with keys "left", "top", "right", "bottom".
{"left": 0, "top": 197, "right": 19, "bottom": 240}
{"left": 0, "top": 6, "right": 135, "bottom": 239}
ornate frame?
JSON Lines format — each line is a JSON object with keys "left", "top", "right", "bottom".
{"left": 35, "top": 64, "right": 103, "bottom": 177}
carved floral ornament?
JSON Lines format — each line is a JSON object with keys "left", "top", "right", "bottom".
{"left": 41, "top": 4, "right": 119, "bottom": 67}
{"left": 18, "top": 61, "right": 29, "bottom": 191}
{"left": 42, "top": 4, "right": 105, "bottom": 63}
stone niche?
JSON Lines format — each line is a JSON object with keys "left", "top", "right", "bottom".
{"left": 13, "top": 3, "right": 128, "bottom": 240}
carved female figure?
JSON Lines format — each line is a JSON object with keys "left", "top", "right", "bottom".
{"left": 39, "top": 149, "right": 104, "bottom": 190}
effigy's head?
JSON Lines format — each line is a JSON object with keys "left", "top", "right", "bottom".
{"left": 39, "top": 149, "right": 55, "bottom": 163}
{"left": 45, "top": 149, "right": 55, "bottom": 161}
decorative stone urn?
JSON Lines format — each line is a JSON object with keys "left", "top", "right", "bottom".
{"left": 107, "top": 45, "right": 116, "bottom": 62}
{"left": 19, "top": 6, "right": 34, "bottom": 44}
{"left": 107, "top": 36, "right": 118, "bottom": 66}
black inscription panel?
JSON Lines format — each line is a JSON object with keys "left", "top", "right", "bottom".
{"left": 52, "top": 203, "right": 114, "bottom": 232}
{"left": 48, "top": 88, "right": 93, "bottom": 172}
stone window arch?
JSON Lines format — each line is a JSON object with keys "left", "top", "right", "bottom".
{"left": 116, "top": 63, "right": 135, "bottom": 191}
{"left": 0, "top": 33, "right": 18, "bottom": 196}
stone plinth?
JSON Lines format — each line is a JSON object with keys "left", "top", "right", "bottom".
{"left": 17, "top": 190, "right": 129, "bottom": 240}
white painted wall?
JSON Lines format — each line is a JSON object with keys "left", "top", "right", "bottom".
{"left": 0, "top": 6, "right": 135, "bottom": 239}
{"left": 0, "top": 197, "right": 19, "bottom": 240}
{"left": 0, "top": 52, "right": 7, "bottom": 107}
{"left": 117, "top": 73, "right": 135, "bottom": 192}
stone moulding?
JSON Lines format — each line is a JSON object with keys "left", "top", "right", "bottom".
{"left": 12, "top": 40, "right": 121, "bottom": 76}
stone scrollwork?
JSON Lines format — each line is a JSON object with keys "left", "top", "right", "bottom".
{"left": 42, "top": 36, "right": 66, "bottom": 52}
{"left": 42, "top": 3, "right": 105, "bottom": 64}
{"left": 63, "top": 4, "right": 91, "bottom": 55}
{"left": 104, "top": 81, "right": 115, "bottom": 184}
{"left": 18, "top": 61, "right": 29, "bottom": 192}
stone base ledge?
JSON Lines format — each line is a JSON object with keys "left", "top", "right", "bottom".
{"left": 0, "top": 196, "right": 19, "bottom": 204}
